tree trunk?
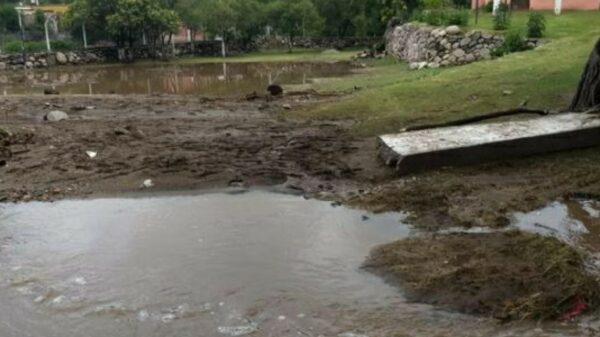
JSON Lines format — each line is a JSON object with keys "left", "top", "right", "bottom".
{"left": 570, "top": 38, "right": 600, "bottom": 112}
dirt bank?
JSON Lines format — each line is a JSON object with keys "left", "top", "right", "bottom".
{"left": 0, "top": 93, "right": 392, "bottom": 203}
{"left": 364, "top": 231, "right": 600, "bottom": 320}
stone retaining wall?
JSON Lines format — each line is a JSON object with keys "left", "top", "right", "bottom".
{"left": 0, "top": 36, "right": 378, "bottom": 72}
{"left": 386, "top": 23, "right": 505, "bottom": 69}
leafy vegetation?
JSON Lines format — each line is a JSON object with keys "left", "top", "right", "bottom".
{"left": 2, "top": 39, "right": 75, "bottom": 53}
{"left": 412, "top": 8, "right": 469, "bottom": 26}
{"left": 527, "top": 11, "right": 546, "bottom": 38}
{"left": 492, "top": 3, "right": 511, "bottom": 30}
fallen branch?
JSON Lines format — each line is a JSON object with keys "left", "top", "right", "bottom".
{"left": 404, "top": 107, "right": 554, "bottom": 132}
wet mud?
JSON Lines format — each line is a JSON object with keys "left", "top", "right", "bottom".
{"left": 3, "top": 82, "right": 600, "bottom": 326}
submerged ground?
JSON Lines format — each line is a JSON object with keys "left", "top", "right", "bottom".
{"left": 2, "top": 10, "right": 600, "bottom": 327}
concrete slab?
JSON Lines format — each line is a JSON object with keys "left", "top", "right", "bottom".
{"left": 378, "top": 113, "right": 600, "bottom": 175}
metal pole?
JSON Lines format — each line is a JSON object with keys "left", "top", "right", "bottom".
{"left": 16, "top": 8, "right": 26, "bottom": 61}
{"left": 82, "top": 23, "right": 88, "bottom": 48}
{"left": 45, "top": 17, "right": 51, "bottom": 52}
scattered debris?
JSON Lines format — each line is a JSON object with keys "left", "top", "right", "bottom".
{"left": 338, "top": 333, "right": 369, "bottom": 337}
{"left": 43, "top": 88, "right": 59, "bottom": 95}
{"left": 282, "top": 104, "right": 292, "bottom": 110}
{"left": 560, "top": 296, "right": 589, "bottom": 321}
{"left": 85, "top": 151, "right": 97, "bottom": 159}
{"left": 141, "top": 179, "right": 154, "bottom": 188}
{"left": 364, "top": 231, "right": 600, "bottom": 320}
{"left": 217, "top": 322, "right": 258, "bottom": 336}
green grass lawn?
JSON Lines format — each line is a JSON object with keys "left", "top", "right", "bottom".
{"left": 175, "top": 48, "right": 360, "bottom": 64}
{"left": 298, "top": 11, "right": 600, "bottom": 136}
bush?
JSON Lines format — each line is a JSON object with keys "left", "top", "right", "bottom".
{"left": 2, "top": 40, "right": 76, "bottom": 53}
{"left": 493, "top": 3, "right": 511, "bottom": 30}
{"left": 504, "top": 29, "right": 527, "bottom": 52}
{"left": 492, "top": 29, "right": 527, "bottom": 56}
{"left": 527, "top": 11, "right": 546, "bottom": 38}
{"left": 446, "top": 9, "right": 470, "bottom": 25}
{"left": 411, "top": 8, "right": 470, "bottom": 26}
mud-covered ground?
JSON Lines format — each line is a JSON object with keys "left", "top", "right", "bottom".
{"left": 3, "top": 92, "right": 600, "bottom": 321}
{"left": 0, "top": 93, "right": 392, "bottom": 203}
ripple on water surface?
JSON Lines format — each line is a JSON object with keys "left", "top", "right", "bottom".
{"left": 0, "top": 190, "right": 597, "bottom": 337}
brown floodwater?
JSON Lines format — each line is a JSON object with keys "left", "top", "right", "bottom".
{"left": 1, "top": 190, "right": 599, "bottom": 337}
{"left": 0, "top": 61, "right": 354, "bottom": 96}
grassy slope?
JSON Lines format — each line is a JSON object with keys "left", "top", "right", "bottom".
{"left": 299, "top": 11, "right": 600, "bottom": 136}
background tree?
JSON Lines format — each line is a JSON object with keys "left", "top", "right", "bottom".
{"left": 175, "top": 0, "right": 205, "bottom": 48}
{"left": 231, "top": 0, "right": 266, "bottom": 46}
{"left": 106, "top": 0, "right": 179, "bottom": 47}
{"left": 0, "top": 5, "right": 19, "bottom": 33}
{"left": 380, "top": 0, "right": 422, "bottom": 24}
{"left": 268, "top": 0, "right": 323, "bottom": 51}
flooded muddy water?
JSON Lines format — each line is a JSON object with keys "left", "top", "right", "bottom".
{"left": 0, "top": 62, "right": 354, "bottom": 96}
{"left": 0, "top": 190, "right": 598, "bottom": 337}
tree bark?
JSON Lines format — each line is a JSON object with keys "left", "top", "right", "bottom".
{"left": 570, "top": 38, "right": 600, "bottom": 112}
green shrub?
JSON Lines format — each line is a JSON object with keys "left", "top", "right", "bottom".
{"left": 446, "top": 9, "right": 470, "bottom": 25}
{"left": 423, "top": 0, "right": 451, "bottom": 8}
{"left": 493, "top": 3, "right": 511, "bottom": 30}
{"left": 503, "top": 29, "right": 527, "bottom": 52}
{"left": 2, "top": 40, "right": 76, "bottom": 53}
{"left": 411, "top": 8, "right": 470, "bottom": 27}
{"left": 492, "top": 29, "right": 528, "bottom": 57}
{"left": 527, "top": 11, "right": 546, "bottom": 38}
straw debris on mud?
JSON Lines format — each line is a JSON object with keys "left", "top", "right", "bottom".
{"left": 364, "top": 231, "right": 600, "bottom": 320}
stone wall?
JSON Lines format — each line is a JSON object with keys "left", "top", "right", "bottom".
{"left": 386, "top": 23, "right": 505, "bottom": 69}
{"left": 0, "top": 36, "right": 379, "bottom": 72}
{"left": 0, "top": 49, "right": 110, "bottom": 71}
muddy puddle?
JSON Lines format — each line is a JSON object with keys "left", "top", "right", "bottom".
{"left": 0, "top": 61, "right": 353, "bottom": 96}
{"left": 0, "top": 190, "right": 599, "bottom": 337}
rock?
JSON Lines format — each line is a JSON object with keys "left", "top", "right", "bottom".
{"left": 0, "top": 62, "right": 5, "bottom": 70}
{"left": 452, "top": 49, "right": 466, "bottom": 58}
{"left": 502, "top": 90, "right": 514, "bottom": 96}
{"left": 44, "top": 110, "right": 69, "bottom": 122}
{"left": 55, "top": 52, "right": 68, "bottom": 65}
{"left": 459, "top": 38, "right": 471, "bottom": 47}
{"left": 44, "top": 88, "right": 60, "bottom": 95}
{"left": 282, "top": 104, "right": 292, "bottom": 110}
{"left": 465, "top": 54, "right": 476, "bottom": 62}
{"left": 267, "top": 84, "right": 283, "bottom": 96}
{"left": 428, "top": 62, "right": 440, "bottom": 69}
{"left": 409, "top": 62, "right": 420, "bottom": 70}
{"left": 25, "top": 61, "right": 33, "bottom": 69}
{"left": 114, "top": 127, "right": 130, "bottom": 136}
{"left": 446, "top": 25, "right": 461, "bottom": 35}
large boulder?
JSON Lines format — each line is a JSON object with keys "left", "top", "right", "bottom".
{"left": 44, "top": 110, "right": 69, "bottom": 122}
{"left": 55, "top": 52, "right": 68, "bottom": 65}
{"left": 446, "top": 25, "right": 462, "bottom": 35}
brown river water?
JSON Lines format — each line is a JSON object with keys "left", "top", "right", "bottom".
{"left": 0, "top": 62, "right": 354, "bottom": 96}
{"left": 1, "top": 190, "right": 599, "bottom": 337}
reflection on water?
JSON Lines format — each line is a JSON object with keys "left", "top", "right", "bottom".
{"left": 0, "top": 190, "right": 598, "bottom": 337}
{"left": 0, "top": 62, "right": 354, "bottom": 96}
